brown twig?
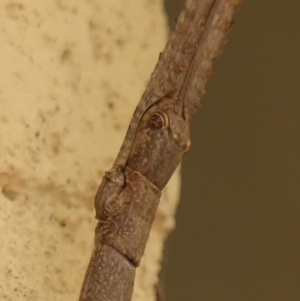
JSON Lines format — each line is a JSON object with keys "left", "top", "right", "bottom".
{"left": 78, "top": 1, "right": 243, "bottom": 300}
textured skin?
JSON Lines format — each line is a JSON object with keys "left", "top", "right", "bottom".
{"left": 79, "top": 244, "right": 135, "bottom": 301}
{"left": 79, "top": 0, "right": 243, "bottom": 300}
{"left": 113, "top": 0, "right": 214, "bottom": 169}
{"left": 80, "top": 170, "right": 160, "bottom": 301}
{"left": 127, "top": 97, "right": 190, "bottom": 190}
{"left": 96, "top": 168, "right": 161, "bottom": 266}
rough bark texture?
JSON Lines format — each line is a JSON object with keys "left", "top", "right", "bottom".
{"left": 0, "top": 1, "right": 180, "bottom": 301}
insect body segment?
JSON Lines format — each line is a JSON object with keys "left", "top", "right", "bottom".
{"left": 79, "top": 0, "right": 243, "bottom": 299}
{"left": 127, "top": 98, "right": 190, "bottom": 190}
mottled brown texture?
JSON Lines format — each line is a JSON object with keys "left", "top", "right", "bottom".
{"left": 82, "top": 169, "right": 161, "bottom": 301}
{"left": 127, "top": 98, "right": 190, "bottom": 190}
{"left": 79, "top": 0, "right": 243, "bottom": 300}
{"left": 79, "top": 244, "right": 136, "bottom": 301}
{"left": 113, "top": 0, "right": 215, "bottom": 169}
{"left": 96, "top": 169, "right": 161, "bottom": 266}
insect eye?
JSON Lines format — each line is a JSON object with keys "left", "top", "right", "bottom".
{"left": 149, "top": 112, "right": 169, "bottom": 129}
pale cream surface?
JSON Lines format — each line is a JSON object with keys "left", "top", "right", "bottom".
{"left": 0, "top": 1, "right": 180, "bottom": 301}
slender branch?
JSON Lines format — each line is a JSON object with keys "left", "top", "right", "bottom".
{"left": 78, "top": 1, "right": 243, "bottom": 300}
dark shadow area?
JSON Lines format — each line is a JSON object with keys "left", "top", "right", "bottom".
{"left": 164, "top": 0, "right": 185, "bottom": 30}
{"left": 163, "top": 1, "right": 300, "bottom": 300}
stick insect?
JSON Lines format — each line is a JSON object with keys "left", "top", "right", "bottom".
{"left": 79, "top": 0, "right": 243, "bottom": 300}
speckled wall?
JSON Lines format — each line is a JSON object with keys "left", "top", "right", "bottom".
{"left": 0, "top": 2, "right": 175, "bottom": 300}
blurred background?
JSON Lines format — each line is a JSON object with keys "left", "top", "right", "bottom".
{"left": 163, "top": 1, "right": 300, "bottom": 300}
